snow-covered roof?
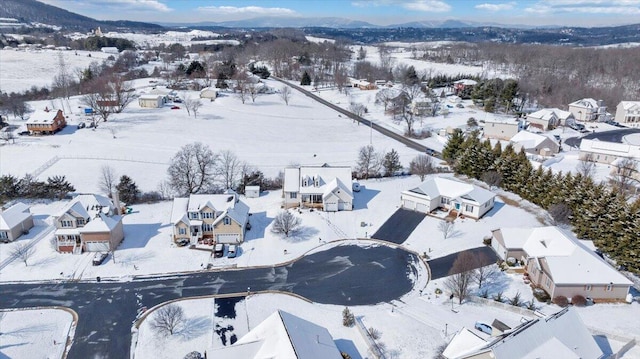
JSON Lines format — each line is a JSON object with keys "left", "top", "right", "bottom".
{"left": 405, "top": 177, "right": 495, "bottom": 205}
{"left": 569, "top": 98, "right": 599, "bottom": 109}
{"left": 79, "top": 214, "right": 122, "bottom": 233}
{"left": 501, "top": 226, "right": 632, "bottom": 286}
{"left": 580, "top": 139, "right": 640, "bottom": 160}
{"left": 212, "top": 199, "right": 250, "bottom": 227}
{"left": 211, "top": 310, "right": 342, "bottom": 359}
{"left": 138, "top": 94, "right": 164, "bottom": 100}
{"left": 510, "top": 130, "right": 554, "bottom": 149}
{"left": 285, "top": 166, "right": 353, "bottom": 199}
{"left": 618, "top": 101, "right": 640, "bottom": 111}
{"left": 443, "top": 327, "right": 487, "bottom": 358}
{"left": 26, "top": 109, "right": 61, "bottom": 124}
{"left": 0, "top": 202, "right": 31, "bottom": 230}
{"left": 486, "top": 308, "right": 602, "bottom": 359}
{"left": 322, "top": 178, "right": 353, "bottom": 201}
{"left": 57, "top": 194, "right": 114, "bottom": 218}
{"left": 454, "top": 79, "right": 477, "bottom": 86}
{"left": 170, "top": 198, "right": 190, "bottom": 224}
{"left": 172, "top": 193, "right": 250, "bottom": 227}
{"left": 527, "top": 108, "right": 573, "bottom": 121}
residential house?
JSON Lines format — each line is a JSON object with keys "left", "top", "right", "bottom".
{"left": 54, "top": 194, "right": 124, "bottom": 253}
{"left": 138, "top": 94, "right": 164, "bottom": 108}
{"left": 482, "top": 119, "right": 523, "bottom": 141}
{"left": 453, "top": 79, "right": 477, "bottom": 96}
{"left": 400, "top": 177, "right": 496, "bottom": 219}
{"left": 614, "top": 101, "right": 640, "bottom": 128}
{"left": 568, "top": 98, "right": 607, "bottom": 122}
{"left": 0, "top": 202, "right": 34, "bottom": 242}
{"left": 526, "top": 108, "right": 574, "bottom": 130}
{"left": 170, "top": 191, "right": 250, "bottom": 245}
{"left": 510, "top": 130, "right": 560, "bottom": 156}
{"left": 26, "top": 108, "right": 66, "bottom": 135}
{"left": 349, "top": 78, "right": 377, "bottom": 90}
{"left": 443, "top": 308, "right": 603, "bottom": 359}
{"left": 491, "top": 226, "right": 632, "bottom": 302}
{"left": 199, "top": 87, "right": 218, "bottom": 101}
{"left": 207, "top": 310, "right": 342, "bottom": 359}
{"left": 283, "top": 165, "right": 353, "bottom": 211}
{"left": 579, "top": 139, "right": 640, "bottom": 164}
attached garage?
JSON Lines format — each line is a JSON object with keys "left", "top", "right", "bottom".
{"left": 325, "top": 201, "right": 338, "bottom": 212}
{"left": 416, "top": 203, "right": 429, "bottom": 213}
{"left": 85, "top": 241, "right": 110, "bottom": 252}
{"left": 402, "top": 199, "right": 415, "bottom": 210}
{"left": 216, "top": 233, "right": 241, "bottom": 244}
{"left": 400, "top": 191, "right": 436, "bottom": 213}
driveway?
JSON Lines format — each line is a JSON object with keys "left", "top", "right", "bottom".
{"left": 372, "top": 208, "right": 426, "bottom": 244}
{"left": 564, "top": 128, "right": 640, "bottom": 148}
{"left": 0, "top": 244, "right": 419, "bottom": 358}
{"left": 428, "top": 246, "right": 498, "bottom": 280}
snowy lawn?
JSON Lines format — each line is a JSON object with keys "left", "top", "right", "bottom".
{"left": 0, "top": 307, "right": 75, "bottom": 359}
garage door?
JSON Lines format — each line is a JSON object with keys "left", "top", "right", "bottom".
{"left": 85, "top": 241, "right": 109, "bottom": 252}
{"left": 325, "top": 202, "right": 338, "bottom": 212}
{"left": 402, "top": 199, "right": 415, "bottom": 210}
{"left": 416, "top": 203, "right": 429, "bottom": 213}
{"left": 216, "top": 233, "right": 240, "bottom": 244}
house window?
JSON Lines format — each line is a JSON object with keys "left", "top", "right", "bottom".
{"left": 202, "top": 212, "right": 213, "bottom": 219}
{"left": 189, "top": 212, "right": 199, "bottom": 220}
{"left": 465, "top": 204, "right": 473, "bottom": 212}
{"left": 290, "top": 192, "right": 297, "bottom": 199}
{"left": 203, "top": 224, "right": 212, "bottom": 232}
{"left": 223, "top": 217, "right": 231, "bottom": 225}
{"left": 440, "top": 197, "right": 450, "bottom": 205}
{"left": 0, "top": 231, "right": 7, "bottom": 239}
{"left": 77, "top": 218, "right": 85, "bottom": 225}
{"left": 545, "top": 278, "right": 551, "bottom": 288}
{"left": 585, "top": 285, "right": 592, "bottom": 291}
{"left": 178, "top": 228, "right": 186, "bottom": 235}
{"left": 61, "top": 220, "right": 73, "bottom": 228}
{"left": 606, "top": 284, "right": 613, "bottom": 291}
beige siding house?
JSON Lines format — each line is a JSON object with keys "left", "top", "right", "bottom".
{"left": 614, "top": 101, "right": 640, "bottom": 128}
{"left": 283, "top": 165, "right": 353, "bottom": 212}
{"left": 0, "top": 202, "right": 34, "bottom": 242}
{"left": 510, "top": 130, "right": 560, "bottom": 156}
{"left": 170, "top": 191, "right": 249, "bottom": 245}
{"left": 138, "top": 94, "right": 164, "bottom": 108}
{"left": 491, "top": 226, "right": 632, "bottom": 302}
{"left": 54, "top": 194, "right": 124, "bottom": 253}
{"left": 400, "top": 177, "right": 495, "bottom": 219}
{"left": 526, "top": 108, "right": 574, "bottom": 130}
{"left": 568, "top": 98, "right": 606, "bottom": 122}
{"left": 482, "top": 120, "right": 520, "bottom": 140}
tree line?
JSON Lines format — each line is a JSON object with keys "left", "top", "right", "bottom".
{"left": 442, "top": 130, "right": 640, "bottom": 273}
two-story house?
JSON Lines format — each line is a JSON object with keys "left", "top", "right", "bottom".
{"left": 26, "top": 108, "right": 67, "bottom": 135}
{"left": 614, "top": 101, "right": 640, "bottom": 128}
{"left": 170, "top": 191, "right": 250, "bottom": 245}
{"left": 526, "top": 108, "right": 574, "bottom": 130}
{"left": 568, "top": 98, "right": 607, "bottom": 122}
{"left": 54, "top": 194, "right": 124, "bottom": 253}
{"left": 283, "top": 165, "right": 353, "bottom": 212}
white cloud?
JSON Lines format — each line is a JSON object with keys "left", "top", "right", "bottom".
{"left": 41, "top": 0, "right": 172, "bottom": 12}
{"left": 526, "top": 0, "right": 640, "bottom": 14}
{"left": 402, "top": 1, "right": 452, "bottom": 12}
{"left": 475, "top": 2, "right": 516, "bottom": 11}
{"left": 197, "top": 6, "right": 298, "bottom": 17}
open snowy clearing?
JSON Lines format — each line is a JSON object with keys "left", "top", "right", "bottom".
{"left": 0, "top": 307, "right": 74, "bottom": 359}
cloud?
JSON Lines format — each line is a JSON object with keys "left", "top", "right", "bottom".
{"left": 40, "top": 0, "right": 172, "bottom": 12}
{"left": 197, "top": 6, "right": 298, "bottom": 17}
{"left": 525, "top": 0, "right": 640, "bottom": 14}
{"left": 475, "top": 2, "right": 516, "bottom": 11}
{"left": 352, "top": 0, "right": 451, "bottom": 12}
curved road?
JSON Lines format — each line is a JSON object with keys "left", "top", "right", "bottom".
{"left": 564, "top": 128, "right": 640, "bottom": 148}
{"left": 0, "top": 244, "right": 420, "bottom": 358}
{"left": 272, "top": 77, "right": 440, "bottom": 157}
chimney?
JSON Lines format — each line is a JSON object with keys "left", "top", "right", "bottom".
{"left": 112, "top": 190, "right": 122, "bottom": 215}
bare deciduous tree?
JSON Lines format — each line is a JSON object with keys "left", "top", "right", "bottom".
{"left": 99, "top": 165, "right": 117, "bottom": 196}
{"left": 110, "top": 76, "right": 135, "bottom": 113}
{"left": 444, "top": 251, "right": 476, "bottom": 304}
{"left": 216, "top": 150, "right": 243, "bottom": 190}
{"left": 349, "top": 102, "right": 366, "bottom": 117}
{"left": 481, "top": 171, "right": 503, "bottom": 187}
{"left": 547, "top": 202, "right": 572, "bottom": 226}
{"left": 248, "top": 83, "right": 260, "bottom": 103}
{"left": 576, "top": 153, "right": 596, "bottom": 178}
{"left": 438, "top": 220, "right": 455, "bottom": 239}
{"left": 409, "top": 155, "right": 435, "bottom": 181}
{"left": 610, "top": 157, "right": 639, "bottom": 200}
{"left": 1, "top": 130, "right": 16, "bottom": 144}
{"left": 279, "top": 86, "right": 292, "bottom": 105}
{"left": 167, "top": 142, "right": 218, "bottom": 195}
{"left": 151, "top": 304, "right": 185, "bottom": 337}
{"left": 356, "top": 145, "right": 381, "bottom": 179}
{"left": 271, "top": 210, "right": 302, "bottom": 237}
{"left": 183, "top": 96, "right": 202, "bottom": 118}
{"left": 11, "top": 243, "right": 36, "bottom": 267}
{"left": 474, "top": 254, "right": 499, "bottom": 289}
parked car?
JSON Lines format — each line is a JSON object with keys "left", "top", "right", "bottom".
{"left": 92, "top": 252, "right": 108, "bottom": 266}
{"left": 77, "top": 122, "right": 86, "bottom": 129}
{"left": 456, "top": 104, "right": 464, "bottom": 108}
{"left": 18, "top": 130, "right": 30, "bottom": 136}
{"left": 228, "top": 244, "right": 237, "bottom": 258}
{"left": 176, "top": 238, "right": 189, "bottom": 247}
{"left": 474, "top": 322, "right": 492, "bottom": 335}
{"left": 214, "top": 243, "right": 224, "bottom": 258}
{"left": 171, "top": 105, "right": 180, "bottom": 110}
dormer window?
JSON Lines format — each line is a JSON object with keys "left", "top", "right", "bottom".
{"left": 223, "top": 217, "right": 231, "bottom": 225}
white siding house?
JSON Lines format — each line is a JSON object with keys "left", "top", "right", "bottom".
{"left": 400, "top": 177, "right": 495, "bottom": 219}
{"left": 614, "top": 101, "right": 640, "bottom": 128}
{"left": 568, "top": 98, "right": 607, "bottom": 122}
{"left": 283, "top": 165, "right": 353, "bottom": 212}
{"left": 138, "top": 94, "right": 164, "bottom": 108}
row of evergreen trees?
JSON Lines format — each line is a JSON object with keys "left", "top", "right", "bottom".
{"left": 0, "top": 174, "right": 75, "bottom": 203}
{"left": 443, "top": 130, "right": 640, "bottom": 273}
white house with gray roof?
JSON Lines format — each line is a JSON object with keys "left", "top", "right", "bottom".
{"left": 0, "top": 202, "right": 34, "bottom": 242}
{"left": 283, "top": 165, "right": 353, "bottom": 212}
{"left": 170, "top": 191, "right": 250, "bottom": 245}
{"left": 400, "top": 177, "right": 495, "bottom": 219}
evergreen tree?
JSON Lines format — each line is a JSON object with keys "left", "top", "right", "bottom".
{"left": 46, "top": 175, "right": 75, "bottom": 200}
{"left": 382, "top": 149, "right": 403, "bottom": 177}
{"left": 403, "top": 65, "right": 420, "bottom": 86}
{"left": 0, "top": 175, "right": 19, "bottom": 203}
{"left": 300, "top": 71, "right": 312, "bottom": 86}
{"left": 116, "top": 175, "right": 140, "bottom": 204}
{"left": 442, "top": 129, "right": 464, "bottom": 164}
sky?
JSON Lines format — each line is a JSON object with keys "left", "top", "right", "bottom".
{"left": 38, "top": 0, "right": 640, "bottom": 27}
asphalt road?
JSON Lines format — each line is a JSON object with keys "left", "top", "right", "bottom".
{"left": 0, "top": 244, "right": 419, "bottom": 358}
{"left": 428, "top": 246, "right": 498, "bottom": 280}
{"left": 372, "top": 208, "right": 427, "bottom": 244}
{"left": 564, "top": 128, "right": 640, "bottom": 148}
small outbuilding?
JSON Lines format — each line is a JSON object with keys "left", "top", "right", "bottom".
{"left": 199, "top": 87, "right": 218, "bottom": 101}
{"left": 245, "top": 185, "right": 260, "bottom": 198}
{"left": 138, "top": 94, "right": 164, "bottom": 108}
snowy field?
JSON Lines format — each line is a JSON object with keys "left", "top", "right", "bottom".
{"left": 0, "top": 307, "right": 75, "bottom": 358}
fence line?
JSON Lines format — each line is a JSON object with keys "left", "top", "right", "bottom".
{"left": 355, "top": 316, "right": 385, "bottom": 359}
{"left": 31, "top": 155, "right": 169, "bottom": 177}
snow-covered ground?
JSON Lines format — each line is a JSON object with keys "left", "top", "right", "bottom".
{"left": 0, "top": 307, "right": 75, "bottom": 358}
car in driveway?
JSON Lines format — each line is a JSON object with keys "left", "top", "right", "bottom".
{"left": 227, "top": 244, "right": 237, "bottom": 258}
{"left": 214, "top": 243, "right": 224, "bottom": 258}
{"left": 92, "top": 252, "right": 108, "bottom": 266}
{"left": 475, "top": 322, "right": 492, "bottom": 335}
